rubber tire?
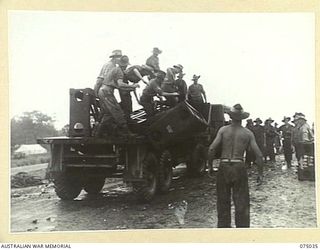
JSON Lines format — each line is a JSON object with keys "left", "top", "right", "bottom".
{"left": 158, "top": 150, "right": 173, "bottom": 193}
{"left": 187, "top": 144, "right": 207, "bottom": 177}
{"left": 83, "top": 176, "right": 106, "bottom": 195}
{"left": 132, "top": 152, "right": 158, "bottom": 202}
{"left": 54, "top": 173, "right": 83, "bottom": 200}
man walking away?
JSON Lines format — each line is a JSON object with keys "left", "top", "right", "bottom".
{"left": 208, "top": 104, "right": 263, "bottom": 228}
{"left": 279, "top": 116, "right": 294, "bottom": 168}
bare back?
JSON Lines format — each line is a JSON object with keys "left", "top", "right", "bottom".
{"left": 220, "top": 124, "right": 251, "bottom": 160}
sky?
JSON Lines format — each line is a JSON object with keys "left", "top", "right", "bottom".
{"left": 8, "top": 11, "right": 315, "bottom": 129}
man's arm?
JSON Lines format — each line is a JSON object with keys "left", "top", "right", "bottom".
{"left": 249, "top": 131, "right": 264, "bottom": 183}
{"left": 201, "top": 85, "right": 207, "bottom": 102}
{"left": 117, "top": 79, "right": 139, "bottom": 90}
{"left": 133, "top": 68, "right": 148, "bottom": 85}
{"left": 208, "top": 127, "right": 223, "bottom": 161}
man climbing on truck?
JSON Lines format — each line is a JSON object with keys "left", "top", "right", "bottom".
{"left": 140, "top": 70, "right": 179, "bottom": 117}
{"left": 96, "top": 55, "right": 140, "bottom": 137}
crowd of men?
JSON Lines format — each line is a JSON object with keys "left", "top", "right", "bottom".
{"left": 243, "top": 113, "right": 314, "bottom": 169}
{"left": 93, "top": 48, "right": 207, "bottom": 137}
{"left": 208, "top": 104, "right": 315, "bottom": 229}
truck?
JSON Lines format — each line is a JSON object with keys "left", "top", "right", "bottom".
{"left": 37, "top": 88, "right": 226, "bottom": 202}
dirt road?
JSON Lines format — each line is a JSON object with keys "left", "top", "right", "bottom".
{"left": 10, "top": 157, "right": 317, "bottom": 232}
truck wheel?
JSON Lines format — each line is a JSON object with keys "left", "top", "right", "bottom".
{"left": 133, "top": 152, "right": 158, "bottom": 202}
{"left": 54, "top": 173, "right": 82, "bottom": 200}
{"left": 83, "top": 177, "right": 106, "bottom": 195}
{"left": 187, "top": 144, "right": 207, "bottom": 177}
{"left": 158, "top": 150, "right": 173, "bottom": 193}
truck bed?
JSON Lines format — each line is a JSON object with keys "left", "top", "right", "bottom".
{"left": 37, "top": 135, "right": 147, "bottom": 145}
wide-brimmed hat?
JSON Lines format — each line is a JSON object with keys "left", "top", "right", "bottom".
{"left": 191, "top": 74, "right": 201, "bottom": 81}
{"left": 282, "top": 116, "right": 291, "bottom": 122}
{"left": 152, "top": 47, "right": 162, "bottom": 54}
{"left": 227, "top": 104, "right": 250, "bottom": 120}
{"left": 177, "top": 72, "right": 185, "bottom": 78}
{"left": 254, "top": 118, "right": 262, "bottom": 124}
{"left": 173, "top": 64, "right": 183, "bottom": 71}
{"left": 118, "top": 55, "right": 130, "bottom": 67}
{"left": 293, "top": 112, "right": 305, "bottom": 121}
{"left": 295, "top": 113, "right": 307, "bottom": 121}
{"left": 109, "top": 49, "right": 122, "bottom": 58}
{"left": 265, "top": 117, "right": 274, "bottom": 123}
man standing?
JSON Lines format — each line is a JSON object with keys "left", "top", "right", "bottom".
{"left": 187, "top": 75, "right": 207, "bottom": 112}
{"left": 264, "top": 118, "right": 277, "bottom": 163}
{"left": 140, "top": 71, "right": 179, "bottom": 117}
{"left": 120, "top": 64, "right": 155, "bottom": 122}
{"left": 279, "top": 116, "right": 294, "bottom": 168}
{"left": 208, "top": 104, "right": 263, "bottom": 228}
{"left": 292, "top": 113, "right": 314, "bottom": 164}
{"left": 252, "top": 118, "right": 265, "bottom": 159}
{"left": 97, "top": 55, "right": 139, "bottom": 137}
{"left": 175, "top": 72, "right": 188, "bottom": 102}
{"left": 146, "top": 47, "right": 162, "bottom": 72}
{"left": 245, "top": 119, "right": 255, "bottom": 167}
{"left": 94, "top": 49, "right": 122, "bottom": 96}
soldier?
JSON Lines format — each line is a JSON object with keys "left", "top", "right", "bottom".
{"left": 264, "top": 118, "right": 277, "bottom": 163}
{"left": 279, "top": 116, "right": 294, "bottom": 168}
{"left": 208, "top": 104, "right": 263, "bottom": 228}
{"left": 252, "top": 118, "right": 265, "bottom": 157}
{"left": 292, "top": 113, "right": 314, "bottom": 164}
{"left": 94, "top": 49, "right": 122, "bottom": 97}
{"left": 120, "top": 65, "right": 155, "bottom": 122}
{"left": 175, "top": 72, "right": 188, "bottom": 102}
{"left": 140, "top": 71, "right": 179, "bottom": 117}
{"left": 146, "top": 47, "right": 162, "bottom": 72}
{"left": 245, "top": 119, "right": 255, "bottom": 167}
{"left": 187, "top": 74, "right": 207, "bottom": 112}
{"left": 161, "top": 64, "right": 184, "bottom": 107}
{"left": 96, "top": 55, "right": 139, "bottom": 137}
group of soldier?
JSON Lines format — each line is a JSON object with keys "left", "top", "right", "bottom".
{"left": 244, "top": 113, "right": 314, "bottom": 169}
{"left": 93, "top": 48, "right": 207, "bottom": 136}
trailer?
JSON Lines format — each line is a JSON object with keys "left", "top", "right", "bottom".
{"left": 37, "top": 88, "right": 225, "bottom": 202}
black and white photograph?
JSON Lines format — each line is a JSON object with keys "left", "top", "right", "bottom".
{"left": 8, "top": 10, "right": 317, "bottom": 234}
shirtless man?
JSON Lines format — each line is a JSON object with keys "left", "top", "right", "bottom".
{"left": 208, "top": 104, "right": 263, "bottom": 228}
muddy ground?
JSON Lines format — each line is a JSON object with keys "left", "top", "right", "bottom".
{"left": 10, "top": 155, "right": 317, "bottom": 232}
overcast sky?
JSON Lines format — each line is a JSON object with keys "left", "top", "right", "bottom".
{"left": 8, "top": 11, "right": 315, "bottom": 129}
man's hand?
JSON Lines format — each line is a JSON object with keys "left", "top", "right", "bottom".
{"left": 133, "top": 83, "right": 140, "bottom": 88}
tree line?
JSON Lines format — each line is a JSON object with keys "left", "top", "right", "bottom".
{"left": 11, "top": 111, "right": 68, "bottom": 151}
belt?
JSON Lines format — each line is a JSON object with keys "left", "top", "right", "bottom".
{"left": 220, "top": 159, "right": 244, "bottom": 163}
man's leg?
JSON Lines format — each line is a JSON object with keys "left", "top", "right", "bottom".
{"left": 232, "top": 163, "right": 250, "bottom": 228}
{"left": 216, "top": 164, "right": 232, "bottom": 228}
{"left": 283, "top": 140, "right": 292, "bottom": 167}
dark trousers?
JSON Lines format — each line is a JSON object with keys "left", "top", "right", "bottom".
{"left": 283, "top": 139, "right": 292, "bottom": 165}
{"left": 216, "top": 162, "right": 250, "bottom": 228}
{"left": 265, "top": 139, "right": 275, "bottom": 161}
{"left": 119, "top": 91, "right": 132, "bottom": 122}
{"left": 140, "top": 95, "right": 155, "bottom": 117}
